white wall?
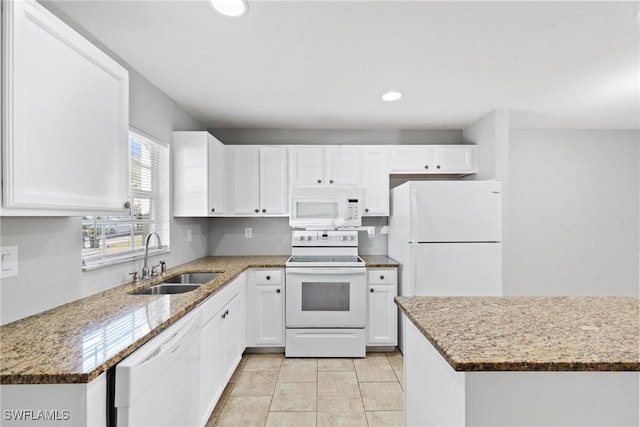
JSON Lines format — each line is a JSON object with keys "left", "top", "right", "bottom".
{"left": 506, "top": 130, "right": 639, "bottom": 297}
{"left": 0, "top": 8, "right": 208, "bottom": 324}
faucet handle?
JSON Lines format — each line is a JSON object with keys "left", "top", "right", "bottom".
{"left": 151, "top": 264, "right": 160, "bottom": 277}
{"left": 159, "top": 260, "right": 167, "bottom": 274}
{"left": 129, "top": 271, "right": 139, "bottom": 284}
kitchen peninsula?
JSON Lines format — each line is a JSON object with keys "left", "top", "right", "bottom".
{"left": 395, "top": 296, "right": 640, "bottom": 427}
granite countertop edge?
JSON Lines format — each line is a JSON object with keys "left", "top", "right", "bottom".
{"left": 1, "top": 255, "right": 397, "bottom": 385}
{"left": 395, "top": 296, "right": 640, "bottom": 373}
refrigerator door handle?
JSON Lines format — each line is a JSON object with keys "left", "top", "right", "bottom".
{"left": 409, "top": 189, "right": 419, "bottom": 243}
{"left": 409, "top": 244, "right": 417, "bottom": 296}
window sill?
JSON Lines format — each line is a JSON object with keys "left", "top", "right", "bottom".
{"left": 82, "top": 248, "right": 171, "bottom": 272}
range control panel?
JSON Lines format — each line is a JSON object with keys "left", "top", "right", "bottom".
{"left": 291, "top": 230, "right": 359, "bottom": 247}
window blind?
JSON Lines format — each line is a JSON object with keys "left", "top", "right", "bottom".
{"left": 82, "top": 130, "right": 170, "bottom": 268}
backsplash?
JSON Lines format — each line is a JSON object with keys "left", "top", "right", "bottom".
{"left": 207, "top": 217, "right": 389, "bottom": 256}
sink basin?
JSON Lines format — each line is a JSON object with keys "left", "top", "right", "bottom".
{"left": 133, "top": 283, "right": 202, "bottom": 295}
{"left": 161, "top": 272, "right": 220, "bottom": 284}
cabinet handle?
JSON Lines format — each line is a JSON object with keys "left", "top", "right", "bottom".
{"left": 254, "top": 209, "right": 259, "bottom": 213}
{"left": 276, "top": 288, "right": 281, "bottom": 294}
{"left": 123, "top": 201, "right": 131, "bottom": 209}
{"left": 424, "top": 165, "right": 429, "bottom": 170}
{"left": 221, "top": 313, "right": 226, "bottom": 319}
{"left": 436, "top": 165, "right": 441, "bottom": 169}
{"left": 211, "top": 208, "right": 215, "bottom": 213}
{"left": 266, "top": 275, "right": 271, "bottom": 280}
{"left": 317, "top": 179, "right": 322, "bottom": 184}
{"left": 365, "top": 208, "right": 369, "bottom": 213}
{"left": 370, "top": 288, "right": 374, "bottom": 293}
{"left": 329, "top": 179, "right": 334, "bottom": 184}
{"left": 379, "top": 275, "right": 385, "bottom": 280}
{"left": 262, "top": 208, "right": 267, "bottom": 213}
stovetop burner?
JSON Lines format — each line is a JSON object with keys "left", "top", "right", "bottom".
{"left": 287, "top": 230, "right": 364, "bottom": 268}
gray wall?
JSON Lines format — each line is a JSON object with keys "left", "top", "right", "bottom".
{"left": 209, "top": 128, "right": 462, "bottom": 145}
{"left": 505, "top": 129, "right": 639, "bottom": 297}
{"left": 208, "top": 217, "right": 388, "bottom": 256}
{"left": 0, "top": 10, "right": 208, "bottom": 324}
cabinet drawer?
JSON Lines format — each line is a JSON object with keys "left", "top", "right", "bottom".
{"left": 368, "top": 269, "right": 396, "bottom": 285}
{"left": 253, "top": 269, "right": 283, "bottom": 285}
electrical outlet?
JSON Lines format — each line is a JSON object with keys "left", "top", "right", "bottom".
{"left": 186, "top": 229, "right": 192, "bottom": 243}
{"left": 1, "top": 246, "right": 18, "bottom": 278}
{"left": 245, "top": 228, "right": 252, "bottom": 239}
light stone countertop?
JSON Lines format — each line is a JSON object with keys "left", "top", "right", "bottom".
{"left": 395, "top": 296, "right": 640, "bottom": 372}
{"left": 1, "top": 255, "right": 397, "bottom": 384}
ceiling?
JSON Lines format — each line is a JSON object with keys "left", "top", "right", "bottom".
{"left": 48, "top": 0, "right": 640, "bottom": 130}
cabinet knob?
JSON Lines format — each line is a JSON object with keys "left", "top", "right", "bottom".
{"left": 221, "top": 313, "right": 226, "bottom": 319}
{"left": 225, "top": 309, "right": 229, "bottom": 315}
{"left": 436, "top": 165, "right": 441, "bottom": 169}
{"left": 262, "top": 209, "right": 267, "bottom": 213}
{"left": 266, "top": 275, "right": 271, "bottom": 280}
{"left": 276, "top": 288, "right": 281, "bottom": 294}
{"left": 254, "top": 209, "right": 259, "bottom": 213}
{"left": 379, "top": 275, "right": 385, "bottom": 280}
{"left": 123, "top": 201, "right": 131, "bottom": 209}
{"left": 317, "top": 179, "right": 322, "bottom": 184}
{"left": 329, "top": 179, "right": 334, "bottom": 184}
{"left": 424, "top": 165, "right": 429, "bottom": 170}
{"left": 211, "top": 208, "right": 215, "bottom": 213}
{"left": 370, "top": 288, "right": 374, "bottom": 293}
{"left": 365, "top": 208, "right": 369, "bottom": 213}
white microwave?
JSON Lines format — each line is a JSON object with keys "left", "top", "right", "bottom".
{"left": 290, "top": 187, "right": 363, "bottom": 228}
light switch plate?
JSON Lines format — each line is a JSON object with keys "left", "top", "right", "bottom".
{"left": 1, "top": 246, "right": 18, "bottom": 278}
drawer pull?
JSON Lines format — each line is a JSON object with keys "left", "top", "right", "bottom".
{"left": 266, "top": 275, "right": 271, "bottom": 280}
{"left": 379, "top": 275, "right": 385, "bottom": 280}
{"left": 370, "top": 288, "right": 374, "bottom": 293}
{"left": 276, "top": 288, "right": 281, "bottom": 294}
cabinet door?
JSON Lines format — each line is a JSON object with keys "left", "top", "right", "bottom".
{"left": 207, "top": 134, "right": 226, "bottom": 215}
{"left": 173, "top": 132, "right": 209, "bottom": 217}
{"left": 220, "top": 293, "right": 244, "bottom": 384}
{"left": 431, "top": 145, "right": 477, "bottom": 173}
{"left": 2, "top": 0, "right": 129, "bottom": 212}
{"left": 260, "top": 146, "right": 288, "bottom": 215}
{"left": 390, "top": 146, "right": 432, "bottom": 172}
{"left": 199, "top": 313, "right": 223, "bottom": 425}
{"left": 227, "top": 146, "right": 260, "bottom": 215}
{"left": 325, "top": 147, "right": 362, "bottom": 186}
{"left": 289, "top": 146, "right": 325, "bottom": 185}
{"left": 254, "top": 284, "right": 285, "bottom": 346}
{"left": 362, "top": 148, "right": 390, "bottom": 216}
{"left": 367, "top": 270, "right": 398, "bottom": 346}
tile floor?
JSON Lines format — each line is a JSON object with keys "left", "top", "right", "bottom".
{"left": 206, "top": 352, "right": 404, "bottom": 427}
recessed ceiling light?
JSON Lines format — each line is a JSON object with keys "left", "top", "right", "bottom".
{"left": 381, "top": 91, "right": 403, "bottom": 102}
{"left": 211, "top": 0, "right": 248, "bottom": 17}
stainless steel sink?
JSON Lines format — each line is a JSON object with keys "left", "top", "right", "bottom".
{"left": 161, "top": 272, "right": 220, "bottom": 284}
{"left": 133, "top": 283, "right": 202, "bottom": 295}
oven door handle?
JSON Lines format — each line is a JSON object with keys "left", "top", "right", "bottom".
{"left": 286, "top": 268, "right": 366, "bottom": 276}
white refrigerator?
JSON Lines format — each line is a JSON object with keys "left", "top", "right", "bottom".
{"left": 388, "top": 180, "right": 502, "bottom": 350}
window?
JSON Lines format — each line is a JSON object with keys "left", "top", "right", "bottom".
{"left": 82, "top": 130, "right": 169, "bottom": 269}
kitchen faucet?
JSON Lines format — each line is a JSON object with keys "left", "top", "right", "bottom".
{"left": 141, "top": 232, "right": 162, "bottom": 280}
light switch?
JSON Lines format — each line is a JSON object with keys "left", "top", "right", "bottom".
{"left": 1, "top": 246, "right": 18, "bottom": 278}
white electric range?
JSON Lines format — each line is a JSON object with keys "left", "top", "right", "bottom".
{"left": 285, "top": 230, "right": 366, "bottom": 357}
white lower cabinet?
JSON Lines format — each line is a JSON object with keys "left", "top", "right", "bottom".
{"left": 246, "top": 269, "right": 285, "bottom": 347}
{"left": 366, "top": 269, "right": 398, "bottom": 346}
{"left": 0, "top": 373, "right": 107, "bottom": 427}
{"left": 198, "top": 274, "right": 245, "bottom": 426}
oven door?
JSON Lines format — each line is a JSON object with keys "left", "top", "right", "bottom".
{"left": 285, "top": 267, "right": 366, "bottom": 328}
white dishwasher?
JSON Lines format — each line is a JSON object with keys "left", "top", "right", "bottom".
{"left": 115, "top": 309, "right": 201, "bottom": 427}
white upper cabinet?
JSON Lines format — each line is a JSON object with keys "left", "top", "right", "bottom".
{"left": 288, "top": 146, "right": 325, "bottom": 185}
{"left": 2, "top": 0, "right": 129, "bottom": 214}
{"left": 173, "top": 132, "right": 226, "bottom": 217}
{"left": 227, "top": 145, "right": 288, "bottom": 216}
{"left": 289, "top": 146, "right": 362, "bottom": 186}
{"left": 325, "top": 147, "right": 362, "bottom": 186}
{"left": 390, "top": 145, "right": 477, "bottom": 175}
{"left": 361, "top": 147, "right": 390, "bottom": 216}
